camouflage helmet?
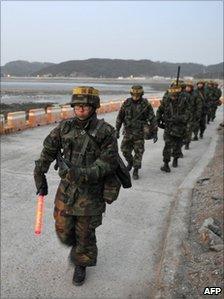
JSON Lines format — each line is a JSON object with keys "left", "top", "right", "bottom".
{"left": 70, "top": 86, "right": 100, "bottom": 109}
{"left": 196, "top": 80, "right": 205, "bottom": 85}
{"left": 130, "top": 85, "right": 144, "bottom": 96}
{"left": 167, "top": 85, "right": 182, "bottom": 94}
{"left": 207, "top": 80, "right": 214, "bottom": 85}
{"left": 185, "top": 80, "right": 194, "bottom": 88}
{"left": 170, "top": 79, "right": 185, "bottom": 88}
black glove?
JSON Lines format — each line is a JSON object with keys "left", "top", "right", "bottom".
{"left": 34, "top": 172, "right": 48, "bottom": 196}
{"left": 153, "top": 133, "right": 158, "bottom": 143}
{"left": 158, "top": 120, "right": 165, "bottom": 129}
{"left": 116, "top": 130, "right": 120, "bottom": 139}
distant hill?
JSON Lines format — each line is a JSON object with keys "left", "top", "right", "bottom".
{"left": 1, "top": 59, "right": 223, "bottom": 78}
{"left": 32, "top": 58, "right": 207, "bottom": 77}
{"left": 1, "top": 60, "right": 55, "bottom": 77}
{"left": 194, "top": 62, "right": 224, "bottom": 79}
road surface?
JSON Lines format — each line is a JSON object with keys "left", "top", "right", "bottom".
{"left": 1, "top": 108, "right": 222, "bottom": 299}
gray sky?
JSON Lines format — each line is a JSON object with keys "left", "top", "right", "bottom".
{"left": 1, "top": 1, "right": 223, "bottom": 66}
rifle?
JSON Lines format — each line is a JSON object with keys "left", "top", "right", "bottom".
{"left": 54, "top": 150, "right": 71, "bottom": 172}
{"left": 176, "top": 65, "right": 181, "bottom": 86}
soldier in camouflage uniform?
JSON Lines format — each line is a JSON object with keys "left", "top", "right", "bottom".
{"left": 184, "top": 81, "right": 202, "bottom": 149}
{"left": 156, "top": 85, "right": 191, "bottom": 172}
{"left": 192, "top": 80, "right": 208, "bottom": 140}
{"left": 115, "top": 85, "right": 158, "bottom": 180}
{"left": 34, "top": 87, "right": 119, "bottom": 286}
{"left": 205, "top": 80, "right": 215, "bottom": 124}
{"left": 207, "top": 81, "right": 222, "bottom": 121}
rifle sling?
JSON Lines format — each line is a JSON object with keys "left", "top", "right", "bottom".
{"left": 131, "top": 104, "right": 149, "bottom": 123}
{"left": 76, "top": 119, "right": 104, "bottom": 166}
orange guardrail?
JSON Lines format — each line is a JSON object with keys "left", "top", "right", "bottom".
{"left": 61, "top": 105, "right": 74, "bottom": 120}
{"left": 46, "top": 106, "right": 61, "bottom": 123}
{"left": 1, "top": 95, "right": 222, "bottom": 135}
{"left": 28, "top": 109, "right": 47, "bottom": 127}
{"left": 7, "top": 111, "right": 27, "bottom": 131}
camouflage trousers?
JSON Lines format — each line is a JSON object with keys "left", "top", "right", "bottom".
{"left": 121, "top": 134, "right": 144, "bottom": 169}
{"left": 54, "top": 199, "right": 102, "bottom": 267}
{"left": 163, "top": 131, "right": 183, "bottom": 162}
{"left": 192, "top": 119, "right": 200, "bottom": 137}
{"left": 210, "top": 105, "right": 218, "bottom": 120}
{"left": 184, "top": 123, "right": 193, "bottom": 145}
{"left": 193, "top": 114, "right": 206, "bottom": 137}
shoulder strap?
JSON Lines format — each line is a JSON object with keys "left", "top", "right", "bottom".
{"left": 199, "top": 90, "right": 205, "bottom": 101}
{"left": 131, "top": 103, "right": 149, "bottom": 122}
{"left": 76, "top": 119, "right": 104, "bottom": 166}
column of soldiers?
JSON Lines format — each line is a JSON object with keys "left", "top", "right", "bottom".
{"left": 156, "top": 79, "right": 222, "bottom": 172}
{"left": 34, "top": 82, "right": 221, "bottom": 286}
{"left": 115, "top": 81, "right": 222, "bottom": 174}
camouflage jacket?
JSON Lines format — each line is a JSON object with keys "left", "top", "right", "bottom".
{"left": 156, "top": 93, "right": 191, "bottom": 137}
{"left": 205, "top": 86, "right": 216, "bottom": 106}
{"left": 115, "top": 97, "right": 157, "bottom": 136}
{"left": 194, "top": 88, "right": 209, "bottom": 113}
{"left": 186, "top": 90, "right": 203, "bottom": 122}
{"left": 214, "top": 87, "right": 222, "bottom": 101}
{"left": 34, "top": 113, "right": 118, "bottom": 215}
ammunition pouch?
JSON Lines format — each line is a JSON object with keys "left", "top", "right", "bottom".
{"left": 103, "top": 174, "right": 121, "bottom": 204}
{"left": 103, "top": 154, "right": 132, "bottom": 204}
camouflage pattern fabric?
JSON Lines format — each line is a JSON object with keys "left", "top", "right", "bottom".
{"left": 209, "top": 86, "right": 222, "bottom": 120}
{"left": 205, "top": 85, "right": 215, "bottom": 122}
{"left": 121, "top": 134, "right": 145, "bottom": 169}
{"left": 185, "top": 90, "right": 203, "bottom": 144}
{"left": 116, "top": 97, "right": 157, "bottom": 169}
{"left": 163, "top": 131, "right": 183, "bottom": 162}
{"left": 54, "top": 197, "right": 102, "bottom": 267}
{"left": 193, "top": 88, "right": 208, "bottom": 137}
{"left": 34, "top": 113, "right": 119, "bottom": 267}
{"left": 34, "top": 113, "right": 118, "bottom": 215}
{"left": 156, "top": 92, "right": 191, "bottom": 162}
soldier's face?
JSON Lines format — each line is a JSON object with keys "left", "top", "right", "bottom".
{"left": 197, "top": 83, "right": 203, "bottom": 89}
{"left": 132, "top": 93, "right": 141, "bottom": 101}
{"left": 186, "top": 86, "right": 192, "bottom": 92}
{"left": 171, "top": 93, "right": 178, "bottom": 100}
{"left": 74, "top": 104, "right": 93, "bottom": 120}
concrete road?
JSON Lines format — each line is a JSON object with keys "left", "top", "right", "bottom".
{"left": 1, "top": 108, "right": 222, "bottom": 299}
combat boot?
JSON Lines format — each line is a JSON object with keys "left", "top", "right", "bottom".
{"left": 192, "top": 135, "right": 198, "bottom": 141}
{"left": 132, "top": 168, "right": 139, "bottom": 180}
{"left": 172, "top": 158, "right": 178, "bottom": 168}
{"left": 185, "top": 143, "right": 189, "bottom": 150}
{"left": 199, "top": 132, "right": 203, "bottom": 139}
{"left": 160, "top": 162, "right": 171, "bottom": 173}
{"left": 72, "top": 265, "right": 86, "bottom": 286}
{"left": 126, "top": 161, "right": 133, "bottom": 171}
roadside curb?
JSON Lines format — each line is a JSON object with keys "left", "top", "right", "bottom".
{"left": 153, "top": 132, "right": 219, "bottom": 299}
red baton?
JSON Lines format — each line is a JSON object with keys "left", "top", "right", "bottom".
{"left": 34, "top": 195, "right": 45, "bottom": 235}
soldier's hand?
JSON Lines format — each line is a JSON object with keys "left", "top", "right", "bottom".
{"left": 153, "top": 134, "right": 158, "bottom": 143}
{"left": 116, "top": 130, "right": 120, "bottom": 139}
{"left": 34, "top": 172, "right": 48, "bottom": 196}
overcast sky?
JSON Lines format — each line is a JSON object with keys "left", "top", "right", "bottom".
{"left": 1, "top": 1, "right": 223, "bottom": 66}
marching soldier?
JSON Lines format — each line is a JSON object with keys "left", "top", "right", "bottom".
{"left": 34, "top": 87, "right": 121, "bottom": 286}
{"left": 184, "top": 81, "right": 202, "bottom": 149}
{"left": 116, "top": 85, "right": 158, "bottom": 180}
{"left": 156, "top": 85, "right": 191, "bottom": 172}
{"left": 192, "top": 80, "right": 209, "bottom": 140}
